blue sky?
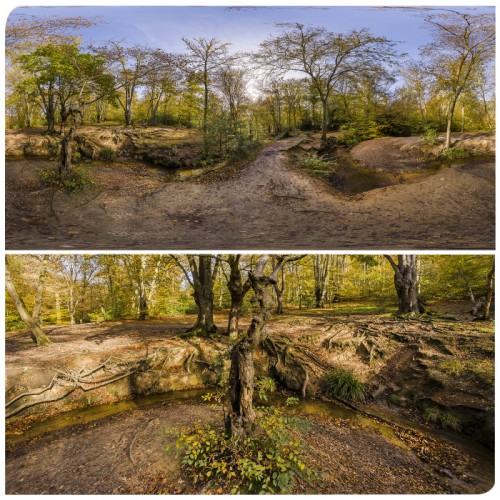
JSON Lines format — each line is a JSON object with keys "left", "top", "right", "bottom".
{"left": 7, "top": 5, "right": 495, "bottom": 58}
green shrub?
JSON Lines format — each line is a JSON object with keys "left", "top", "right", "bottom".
{"left": 440, "top": 412, "right": 461, "bottom": 431}
{"left": 439, "top": 146, "right": 470, "bottom": 160}
{"left": 423, "top": 405, "right": 461, "bottom": 431}
{"left": 100, "top": 146, "right": 116, "bottom": 160}
{"left": 423, "top": 405, "right": 441, "bottom": 424}
{"left": 422, "top": 128, "right": 439, "bottom": 146}
{"left": 337, "top": 120, "right": 384, "bottom": 148}
{"left": 321, "top": 367, "right": 365, "bottom": 401}
{"left": 38, "top": 166, "right": 94, "bottom": 193}
{"left": 296, "top": 152, "right": 331, "bottom": 171}
{"left": 174, "top": 406, "right": 313, "bottom": 494}
{"left": 256, "top": 377, "right": 277, "bottom": 401}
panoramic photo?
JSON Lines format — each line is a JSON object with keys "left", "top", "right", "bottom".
{"left": 4, "top": 5, "right": 495, "bottom": 250}
{"left": 5, "top": 254, "right": 494, "bottom": 494}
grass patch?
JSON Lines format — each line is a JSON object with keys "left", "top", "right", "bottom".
{"left": 38, "top": 166, "right": 94, "bottom": 193}
{"left": 99, "top": 147, "right": 116, "bottom": 160}
{"left": 295, "top": 152, "right": 334, "bottom": 179}
{"left": 439, "top": 146, "right": 471, "bottom": 160}
{"left": 423, "top": 405, "right": 461, "bottom": 431}
{"left": 321, "top": 367, "right": 365, "bottom": 401}
{"left": 439, "top": 359, "right": 465, "bottom": 377}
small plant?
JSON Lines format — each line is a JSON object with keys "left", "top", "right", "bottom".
{"left": 422, "top": 127, "right": 439, "bottom": 147}
{"left": 321, "top": 367, "right": 365, "bottom": 401}
{"left": 174, "top": 405, "right": 314, "bottom": 494}
{"left": 440, "top": 412, "right": 462, "bottom": 431}
{"left": 423, "top": 405, "right": 441, "bottom": 424}
{"left": 439, "top": 359, "right": 465, "bottom": 377}
{"left": 296, "top": 152, "right": 331, "bottom": 171}
{"left": 423, "top": 405, "right": 461, "bottom": 431}
{"left": 38, "top": 166, "right": 94, "bottom": 193}
{"left": 439, "top": 146, "right": 470, "bottom": 160}
{"left": 99, "top": 146, "right": 116, "bottom": 160}
{"left": 255, "top": 377, "right": 277, "bottom": 401}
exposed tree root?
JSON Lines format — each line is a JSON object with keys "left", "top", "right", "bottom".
{"left": 6, "top": 352, "right": 150, "bottom": 419}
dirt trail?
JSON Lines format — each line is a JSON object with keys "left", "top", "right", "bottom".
{"left": 6, "top": 137, "right": 494, "bottom": 249}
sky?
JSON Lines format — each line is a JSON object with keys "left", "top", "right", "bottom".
{"left": 6, "top": 5, "right": 495, "bottom": 59}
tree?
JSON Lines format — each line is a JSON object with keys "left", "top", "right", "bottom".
{"left": 182, "top": 37, "right": 231, "bottom": 144}
{"left": 384, "top": 255, "right": 420, "bottom": 315}
{"left": 258, "top": 23, "right": 397, "bottom": 142}
{"left": 5, "top": 256, "right": 52, "bottom": 346}
{"left": 224, "top": 255, "right": 252, "bottom": 337}
{"left": 122, "top": 255, "right": 164, "bottom": 320}
{"left": 313, "top": 255, "right": 330, "bottom": 308}
{"left": 172, "top": 255, "right": 220, "bottom": 336}
{"left": 482, "top": 257, "right": 494, "bottom": 321}
{"left": 226, "top": 255, "right": 302, "bottom": 438}
{"left": 216, "top": 65, "right": 248, "bottom": 126}
{"left": 422, "top": 11, "right": 495, "bottom": 148}
{"left": 94, "top": 42, "right": 153, "bottom": 126}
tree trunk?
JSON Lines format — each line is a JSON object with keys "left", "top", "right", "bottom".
{"left": 385, "top": 255, "right": 420, "bottom": 316}
{"left": 226, "top": 256, "right": 298, "bottom": 438}
{"left": 482, "top": 258, "right": 495, "bottom": 320}
{"left": 186, "top": 255, "right": 218, "bottom": 336}
{"left": 5, "top": 263, "right": 51, "bottom": 346}
{"left": 321, "top": 97, "right": 328, "bottom": 142}
{"left": 226, "top": 269, "right": 274, "bottom": 437}
{"left": 59, "top": 127, "right": 75, "bottom": 175}
{"left": 32, "top": 256, "right": 49, "bottom": 326}
{"left": 138, "top": 294, "right": 149, "bottom": 321}
{"left": 226, "top": 255, "right": 251, "bottom": 338}
{"left": 445, "top": 95, "right": 459, "bottom": 149}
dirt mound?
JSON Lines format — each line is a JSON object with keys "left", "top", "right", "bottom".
{"left": 351, "top": 133, "right": 495, "bottom": 171}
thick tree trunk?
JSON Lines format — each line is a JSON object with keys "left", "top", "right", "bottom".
{"left": 225, "top": 256, "right": 300, "bottom": 438}
{"left": 185, "top": 255, "right": 218, "bottom": 336}
{"left": 385, "top": 255, "right": 420, "bottom": 316}
{"left": 138, "top": 294, "right": 149, "bottom": 321}
{"left": 226, "top": 255, "right": 251, "bottom": 338}
{"left": 59, "top": 127, "right": 75, "bottom": 175}
{"left": 5, "top": 264, "right": 51, "bottom": 346}
{"left": 314, "top": 286, "right": 325, "bottom": 308}
{"left": 226, "top": 270, "right": 274, "bottom": 438}
{"left": 482, "top": 258, "right": 495, "bottom": 320}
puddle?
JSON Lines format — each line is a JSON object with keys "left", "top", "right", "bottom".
{"left": 328, "top": 156, "right": 493, "bottom": 194}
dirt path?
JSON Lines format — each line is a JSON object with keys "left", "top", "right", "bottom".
{"left": 5, "top": 400, "right": 491, "bottom": 494}
{"left": 6, "top": 137, "right": 494, "bottom": 249}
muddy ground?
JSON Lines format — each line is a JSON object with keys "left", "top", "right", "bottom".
{"left": 5, "top": 130, "right": 495, "bottom": 250}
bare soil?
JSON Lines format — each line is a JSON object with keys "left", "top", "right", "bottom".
{"left": 5, "top": 399, "right": 492, "bottom": 494}
{"left": 5, "top": 308, "right": 494, "bottom": 494}
{"left": 5, "top": 133, "right": 494, "bottom": 250}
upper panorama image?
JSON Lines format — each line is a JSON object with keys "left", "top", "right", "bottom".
{"left": 5, "top": 5, "right": 495, "bottom": 250}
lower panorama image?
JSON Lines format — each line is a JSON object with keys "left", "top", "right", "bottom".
{"left": 5, "top": 253, "right": 494, "bottom": 494}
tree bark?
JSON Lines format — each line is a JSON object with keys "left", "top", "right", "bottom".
{"left": 5, "top": 261, "right": 51, "bottom": 346}
{"left": 385, "top": 255, "right": 420, "bottom": 316}
{"left": 482, "top": 258, "right": 495, "bottom": 320}
{"left": 32, "top": 256, "right": 49, "bottom": 326}
{"left": 226, "top": 255, "right": 251, "bottom": 338}
{"left": 226, "top": 255, "right": 301, "bottom": 438}
{"left": 321, "top": 97, "right": 328, "bottom": 142}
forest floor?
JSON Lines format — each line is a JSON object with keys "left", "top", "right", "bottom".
{"left": 5, "top": 128, "right": 495, "bottom": 250}
{"left": 5, "top": 305, "right": 494, "bottom": 494}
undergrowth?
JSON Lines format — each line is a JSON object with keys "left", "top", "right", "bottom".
{"left": 38, "top": 166, "right": 94, "bottom": 193}
{"left": 321, "top": 367, "right": 365, "bottom": 401}
{"left": 172, "top": 397, "right": 315, "bottom": 494}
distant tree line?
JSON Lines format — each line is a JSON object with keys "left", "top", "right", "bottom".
{"left": 5, "top": 254, "right": 494, "bottom": 346}
{"left": 6, "top": 10, "right": 495, "bottom": 151}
